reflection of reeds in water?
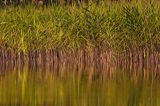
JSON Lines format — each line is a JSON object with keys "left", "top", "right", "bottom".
{"left": 0, "top": 49, "right": 159, "bottom": 105}
{"left": 0, "top": 59, "right": 160, "bottom": 105}
{"left": 0, "top": 48, "right": 159, "bottom": 78}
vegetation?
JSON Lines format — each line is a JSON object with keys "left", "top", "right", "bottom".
{"left": 0, "top": 1, "right": 159, "bottom": 105}
{"left": 0, "top": 1, "right": 159, "bottom": 70}
{"left": 0, "top": 0, "right": 133, "bottom": 6}
{"left": 0, "top": 1, "right": 160, "bottom": 52}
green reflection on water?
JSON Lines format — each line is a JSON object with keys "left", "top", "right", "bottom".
{"left": 0, "top": 67, "right": 160, "bottom": 106}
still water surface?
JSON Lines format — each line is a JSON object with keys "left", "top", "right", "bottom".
{"left": 0, "top": 65, "right": 160, "bottom": 106}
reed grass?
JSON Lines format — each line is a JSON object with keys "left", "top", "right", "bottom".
{"left": 0, "top": 0, "right": 137, "bottom": 6}
{"left": 0, "top": 2, "right": 159, "bottom": 51}
{"left": 0, "top": 1, "right": 159, "bottom": 69}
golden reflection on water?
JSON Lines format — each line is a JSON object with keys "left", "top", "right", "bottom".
{"left": 0, "top": 65, "right": 160, "bottom": 106}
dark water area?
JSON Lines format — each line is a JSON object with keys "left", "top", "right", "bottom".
{"left": 0, "top": 62, "right": 160, "bottom": 106}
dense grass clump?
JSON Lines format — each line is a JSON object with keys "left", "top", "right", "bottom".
{"left": 0, "top": 2, "right": 160, "bottom": 53}
{"left": 0, "top": 2, "right": 160, "bottom": 70}
{"left": 0, "top": 1, "right": 159, "bottom": 71}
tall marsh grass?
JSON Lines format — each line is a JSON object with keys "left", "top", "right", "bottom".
{"left": 0, "top": 2, "right": 159, "bottom": 70}
{"left": 0, "top": 3, "right": 159, "bottom": 51}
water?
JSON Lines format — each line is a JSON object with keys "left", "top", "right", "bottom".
{"left": 0, "top": 65, "right": 160, "bottom": 106}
